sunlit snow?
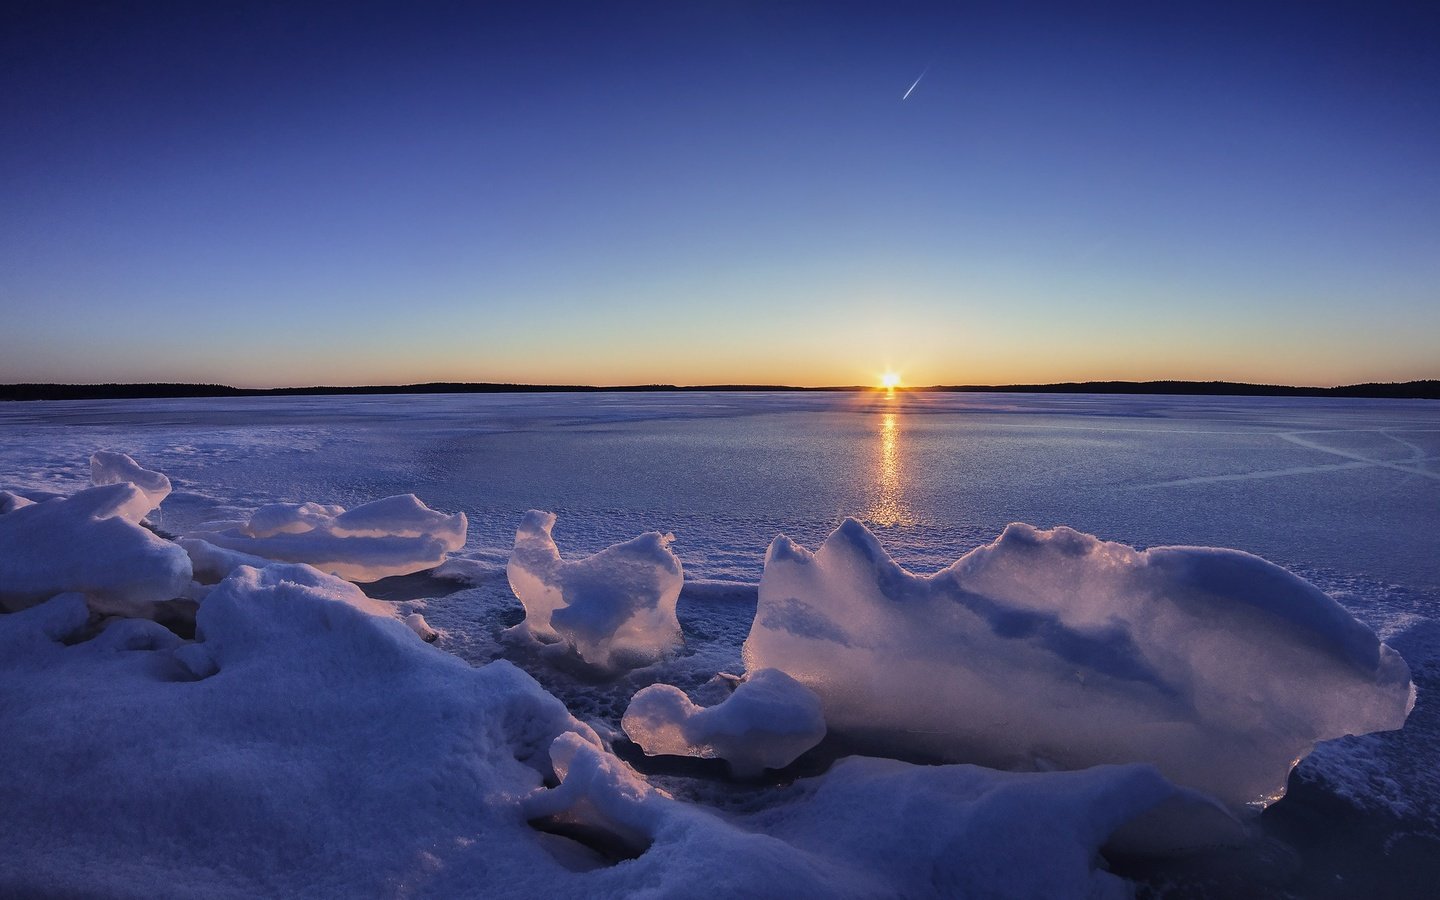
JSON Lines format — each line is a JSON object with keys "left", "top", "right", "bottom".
{"left": 745, "top": 518, "right": 1413, "bottom": 809}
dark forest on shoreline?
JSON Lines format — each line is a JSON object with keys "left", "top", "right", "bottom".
{"left": 4, "top": 380, "right": 1438, "bottom": 402}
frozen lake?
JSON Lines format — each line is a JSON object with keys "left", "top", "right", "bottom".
{"left": 3, "top": 390, "right": 1438, "bottom": 895}
{"left": 3, "top": 390, "right": 1438, "bottom": 591}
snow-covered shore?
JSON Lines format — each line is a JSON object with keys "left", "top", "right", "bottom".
{"left": 1, "top": 445, "right": 1425, "bottom": 897}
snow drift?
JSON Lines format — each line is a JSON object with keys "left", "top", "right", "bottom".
{"left": 508, "top": 510, "right": 683, "bottom": 671}
{"left": 743, "top": 518, "right": 1415, "bottom": 809}
{"left": 623, "top": 668, "right": 826, "bottom": 775}
{"left": 186, "top": 493, "right": 466, "bottom": 582}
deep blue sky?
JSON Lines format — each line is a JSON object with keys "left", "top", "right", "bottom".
{"left": 3, "top": 1, "right": 1437, "bottom": 386}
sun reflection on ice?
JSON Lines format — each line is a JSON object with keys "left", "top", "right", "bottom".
{"left": 866, "top": 410, "right": 915, "bottom": 527}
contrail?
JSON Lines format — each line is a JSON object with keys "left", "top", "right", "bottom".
{"left": 902, "top": 66, "right": 929, "bottom": 100}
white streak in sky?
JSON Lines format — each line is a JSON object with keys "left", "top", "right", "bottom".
{"left": 902, "top": 67, "right": 929, "bottom": 100}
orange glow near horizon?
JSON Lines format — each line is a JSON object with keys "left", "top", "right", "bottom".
{"left": 62, "top": 340, "right": 1436, "bottom": 392}
{"left": 881, "top": 372, "right": 901, "bottom": 390}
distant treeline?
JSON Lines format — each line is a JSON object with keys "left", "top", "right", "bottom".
{"left": 1, "top": 379, "right": 1437, "bottom": 402}
{"left": 0, "top": 382, "right": 816, "bottom": 401}
{"left": 930, "top": 380, "right": 1440, "bottom": 399}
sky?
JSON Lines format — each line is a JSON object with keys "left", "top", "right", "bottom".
{"left": 2, "top": 0, "right": 1438, "bottom": 388}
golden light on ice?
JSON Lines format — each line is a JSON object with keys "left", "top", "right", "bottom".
{"left": 881, "top": 372, "right": 901, "bottom": 390}
{"left": 865, "top": 411, "right": 914, "bottom": 527}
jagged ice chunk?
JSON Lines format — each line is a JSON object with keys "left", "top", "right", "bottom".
{"left": 90, "top": 451, "right": 171, "bottom": 509}
{"left": 623, "top": 668, "right": 826, "bottom": 775}
{"left": 508, "top": 510, "right": 683, "bottom": 671}
{"left": 186, "top": 493, "right": 466, "bottom": 582}
{"left": 0, "top": 483, "right": 191, "bottom": 615}
{"left": 742, "top": 518, "right": 1414, "bottom": 809}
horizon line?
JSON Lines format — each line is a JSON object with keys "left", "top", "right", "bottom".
{"left": 2, "top": 379, "right": 1437, "bottom": 402}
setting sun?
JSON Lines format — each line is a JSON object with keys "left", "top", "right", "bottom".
{"left": 881, "top": 372, "right": 901, "bottom": 389}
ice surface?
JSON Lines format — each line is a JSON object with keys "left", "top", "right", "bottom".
{"left": 743, "top": 518, "right": 1415, "bottom": 809}
{"left": 508, "top": 510, "right": 683, "bottom": 671}
{"left": 4, "top": 392, "right": 1437, "bottom": 591}
{"left": 187, "top": 494, "right": 466, "bottom": 582}
{"left": 89, "top": 450, "right": 171, "bottom": 509}
{"left": 623, "top": 668, "right": 825, "bottom": 775}
{"left": 0, "top": 483, "right": 191, "bottom": 615}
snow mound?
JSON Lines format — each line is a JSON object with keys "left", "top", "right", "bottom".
{"left": 622, "top": 668, "right": 826, "bottom": 775}
{"left": 0, "top": 490, "right": 35, "bottom": 514}
{"left": 0, "top": 483, "right": 191, "bottom": 615}
{"left": 508, "top": 510, "right": 683, "bottom": 671}
{"left": 180, "top": 541, "right": 455, "bottom": 645}
{"left": 743, "top": 518, "right": 1415, "bottom": 809}
{"left": 184, "top": 561, "right": 444, "bottom": 645}
{"left": 0, "top": 565, "right": 601, "bottom": 898}
{"left": 186, "top": 493, "right": 467, "bottom": 582}
{"left": 90, "top": 450, "right": 171, "bottom": 509}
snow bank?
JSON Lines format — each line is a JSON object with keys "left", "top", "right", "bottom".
{"left": 0, "top": 565, "right": 601, "bottom": 898}
{"left": 0, "top": 490, "right": 35, "bottom": 514}
{"left": 525, "top": 731, "right": 1179, "bottom": 897}
{"left": 508, "top": 510, "right": 683, "bottom": 671}
{"left": 186, "top": 494, "right": 466, "bottom": 582}
{"left": 2, "top": 555, "right": 1180, "bottom": 898}
{"left": 743, "top": 519, "right": 1415, "bottom": 809}
{"left": 623, "top": 668, "right": 825, "bottom": 775}
{"left": 90, "top": 450, "right": 171, "bottom": 508}
{"left": 0, "top": 484, "right": 191, "bottom": 615}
